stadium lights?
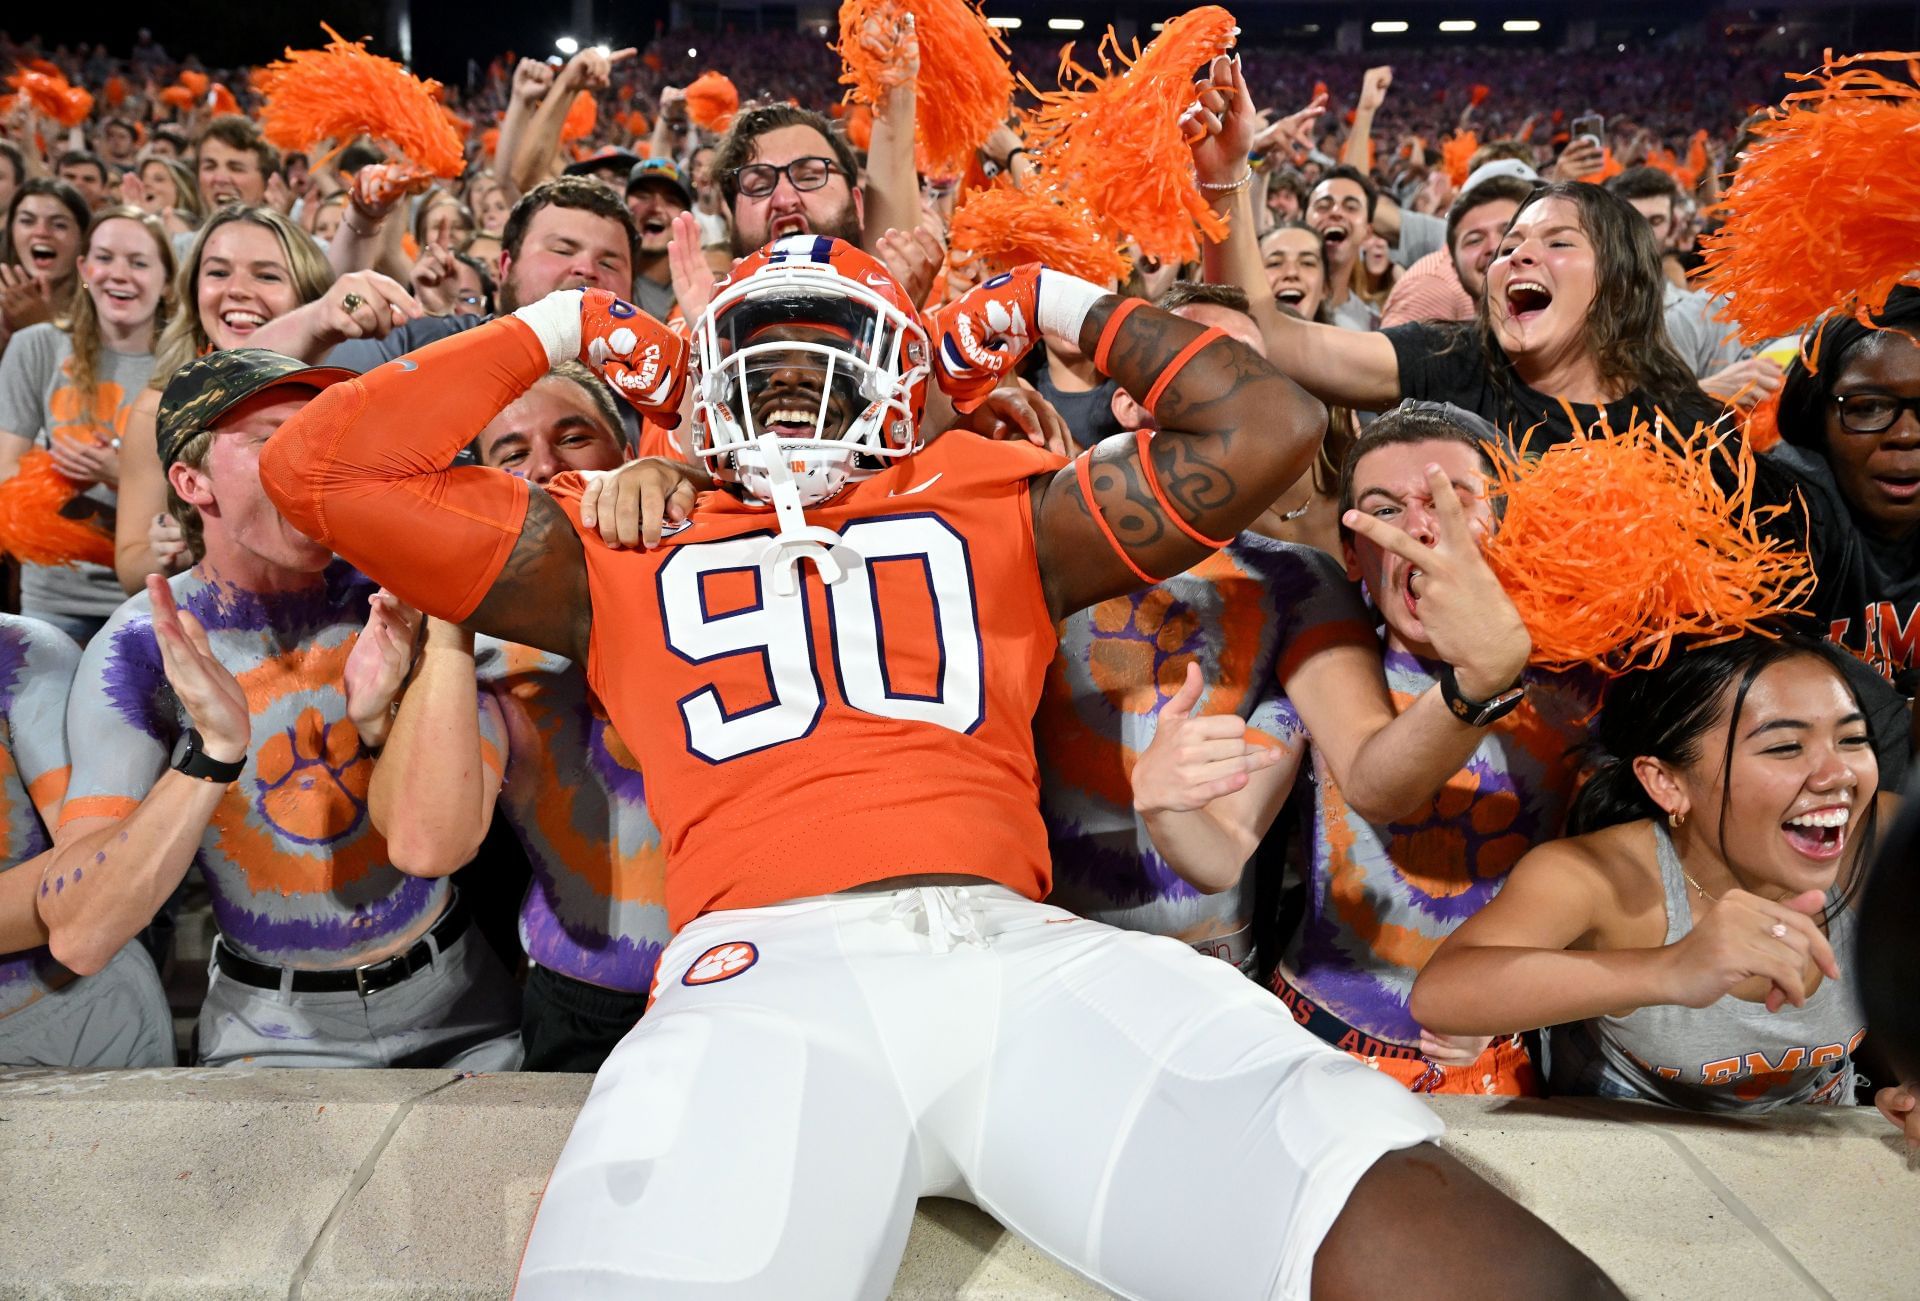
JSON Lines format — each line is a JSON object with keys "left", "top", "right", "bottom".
{"left": 1049, "top": 18, "right": 1085, "bottom": 30}
{"left": 1502, "top": 19, "right": 1542, "bottom": 32}
{"left": 1439, "top": 20, "right": 1476, "bottom": 32}
{"left": 555, "top": 35, "right": 579, "bottom": 55}
{"left": 687, "top": 47, "right": 698, "bottom": 57}
{"left": 987, "top": 16, "right": 1021, "bottom": 28}
{"left": 1371, "top": 20, "right": 1410, "bottom": 33}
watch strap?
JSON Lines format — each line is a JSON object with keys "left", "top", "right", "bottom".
{"left": 175, "top": 729, "right": 245, "bottom": 784}
{"left": 1438, "top": 665, "right": 1526, "bottom": 727}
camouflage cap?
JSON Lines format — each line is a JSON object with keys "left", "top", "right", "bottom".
{"left": 156, "top": 349, "right": 356, "bottom": 469}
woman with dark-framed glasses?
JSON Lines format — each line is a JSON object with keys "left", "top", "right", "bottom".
{"left": 1765, "top": 287, "right": 1920, "bottom": 693}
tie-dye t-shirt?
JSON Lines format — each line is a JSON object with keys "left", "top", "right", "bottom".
{"left": 61, "top": 562, "right": 504, "bottom": 968}
{"left": 0, "top": 616, "right": 81, "bottom": 1017}
{"left": 474, "top": 639, "right": 667, "bottom": 994}
{"left": 1037, "top": 538, "right": 1368, "bottom": 972}
{"left": 1278, "top": 641, "right": 1598, "bottom": 1046}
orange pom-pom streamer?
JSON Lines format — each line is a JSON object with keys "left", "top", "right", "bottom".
{"left": 1679, "top": 129, "right": 1709, "bottom": 189}
{"left": 835, "top": 0, "right": 1015, "bottom": 177}
{"left": 561, "top": 90, "right": 597, "bottom": 143}
{"left": 1470, "top": 83, "right": 1491, "bottom": 108}
{"left": 159, "top": 86, "right": 196, "bottom": 114}
{"left": 1441, "top": 130, "right": 1478, "bottom": 187}
{"left": 684, "top": 71, "right": 739, "bottom": 131}
{"left": 1482, "top": 415, "right": 1812, "bottom": 673}
{"left": 844, "top": 102, "right": 874, "bottom": 150}
{"left": 1022, "top": 7, "right": 1238, "bottom": 266}
{"left": 104, "top": 75, "right": 127, "bottom": 107}
{"left": 256, "top": 24, "right": 464, "bottom": 178}
{"left": 481, "top": 127, "right": 501, "bottom": 157}
{"left": 0, "top": 450, "right": 115, "bottom": 568}
{"left": 948, "top": 183, "right": 1131, "bottom": 285}
{"left": 209, "top": 83, "right": 239, "bottom": 117}
{"left": 6, "top": 70, "right": 92, "bottom": 127}
{"left": 1699, "top": 51, "right": 1920, "bottom": 349}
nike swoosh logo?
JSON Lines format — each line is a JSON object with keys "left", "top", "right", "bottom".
{"left": 887, "top": 472, "right": 943, "bottom": 498}
{"left": 392, "top": 359, "right": 418, "bottom": 371}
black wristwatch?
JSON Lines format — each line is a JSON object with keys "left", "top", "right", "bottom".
{"left": 1437, "top": 666, "right": 1526, "bottom": 727}
{"left": 174, "top": 729, "right": 245, "bottom": 784}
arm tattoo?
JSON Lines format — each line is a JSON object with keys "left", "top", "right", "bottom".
{"left": 466, "top": 489, "right": 592, "bottom": 661}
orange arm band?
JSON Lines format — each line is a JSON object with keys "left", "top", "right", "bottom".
{"left": 1142, "top": 326, "right": 1227, "bottom": 419}
{"left": 1092, "top": 296, "right": 1145, "bottom": 375}
{"left": 1074, "top": 451, "right": 1163, "bottom": 585}
{"left": 1133, "top": 429, "right": 1235, "bottom": 550}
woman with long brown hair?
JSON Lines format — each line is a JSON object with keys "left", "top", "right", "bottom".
{"left": 0, "top": 206, "right": 174, "bottom": 643}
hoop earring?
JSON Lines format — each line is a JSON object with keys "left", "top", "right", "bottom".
{"left": 1669, "top": 810, "right": 1686, "bottom": 829}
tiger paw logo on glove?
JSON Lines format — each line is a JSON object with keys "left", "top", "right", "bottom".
{"left": 579, "top": 289, "right": 689, "bottom": 420}
{"left": 929, "top": 264, "right": 1042, "bottom": 412}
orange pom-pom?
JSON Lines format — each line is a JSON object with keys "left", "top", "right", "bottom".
{"left": 6, "top": 70, "right": 92, "bottom": 127}
{"left": 1470, "top": 83, "right": 1491, "bottom": 108}
{"left": 104, "top": 75, "right": 127, "bottom": 107}
{"left": 256, "top": 24, "right": 465, "bottom": 178}
{"left": 178, "top": 70, "right": 209, "bottom": 100}
{"left": 1483, "top": 414, "right": 1812, "bottom": 673}
{"left": 1678, "top": 129, "right": 1710, "bottom": 189}
{"left": 684, "top": 70, "right": 739, "bottom": 131}
{"left": 1441, "top": 130, "right": 1478, "bottom": 187}
{"left": 1022, "top": 7, "right": 1238, "bottom": 266}
{"left": 1699, "top": 51, "right": 1920, "bottom": 349}
{"left": 844, "top": 102, "right": 874, "bottom": 150}
{"left": 1742, "top": 391, "right": 1785, "bottom": 453}
{"left": 621, "top": 109, "right": 651, "bottom": 138}
{"left": 481, "top": 126, "right": 501, "bottom": 157}
{"left": 209, "top": 83, "right": 239, "bottom": 117}
{"left": 159, "top": 86, "right": 196, "bottom": 113}
{"left": 561, "top": 90, "right": 597, "bottom": 143}
{"left": 948, "top": 183, "right": 1131, "bottom": 285}
{"left": 0, "top": 450, "right": 116, "bottom": 568}
{"left": 835, "top": 0, "right": 1014, "bottom": 177}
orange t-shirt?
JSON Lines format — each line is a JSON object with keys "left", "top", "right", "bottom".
{"left": 546, "top": 432, "right": 1067, "bottom": 931}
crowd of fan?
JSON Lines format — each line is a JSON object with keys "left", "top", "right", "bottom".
{"left": 0, "top": 18, "right": 1913, "bottom": 1164}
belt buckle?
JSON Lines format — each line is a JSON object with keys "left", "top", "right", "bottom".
{"left": 354, "top": 962, "right": 376, "bottom": 998}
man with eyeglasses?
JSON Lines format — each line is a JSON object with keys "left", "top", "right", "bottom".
{"left": 710, "top": 105, "right": 866, "bottom": 258}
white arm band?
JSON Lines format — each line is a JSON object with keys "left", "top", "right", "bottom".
{"left": 1035, "top": 270, "right": 1110, "bottom": 348}
{"left": 510, "top": 288, "right": 585, "bottom": 368}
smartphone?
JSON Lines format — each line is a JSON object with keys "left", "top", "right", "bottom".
{"left": 1570, "top": 113, "right": 1604, "bottom": 147}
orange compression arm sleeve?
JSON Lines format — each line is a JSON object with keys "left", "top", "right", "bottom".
{"left": 259, "top": 318, "right": 551, "bottom": 624}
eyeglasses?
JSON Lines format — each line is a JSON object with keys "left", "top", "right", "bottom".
{"left": 1833, "top": 393, "right": 1920, "bottom": 435}
{"left": 732, "top": 157, "right": 844, "bottom": 199}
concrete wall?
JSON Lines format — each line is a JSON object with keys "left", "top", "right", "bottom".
{"left": 0, "top": 1068, "right": 1910, "bottom": 1298}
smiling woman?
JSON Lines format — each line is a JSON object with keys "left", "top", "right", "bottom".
{"left": 1410, "top": 633, "right": 1878, "bottom": 1115}
{"left": 0, "top": 206, "right": 176, "bottom": 645}
{"left": 112, "top": 206, "right": 335, "bottom": 593}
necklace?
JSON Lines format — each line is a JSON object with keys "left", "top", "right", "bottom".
{"left": 1681, "top": 868, "right": 1717, "bottom": 903}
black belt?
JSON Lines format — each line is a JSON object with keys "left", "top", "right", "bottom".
{"left": 1269, "top": 967, "right": 1424, "bottom": 1062}
{"left": 213, "top": 895, "right": 468, "bottom": 996}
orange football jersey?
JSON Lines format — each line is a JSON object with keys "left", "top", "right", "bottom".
{"left": 546, "top": 432, "right": 1068, "bottom": 931}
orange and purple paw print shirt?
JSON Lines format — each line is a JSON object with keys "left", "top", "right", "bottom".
{"left": 1037, "top": 538, "right": 1357, "bottom": 973}
{"left": 1278, "top": 635, "right": 1599, "bottom": 1048}
{"left": 475, "top": 639, "right": 667, "bottom": 995}
{"left": 0, "top": 615, "right": 81, "bottom": 1016}
{"left": 61, "top": 563, "right": 504, "bottom": 969}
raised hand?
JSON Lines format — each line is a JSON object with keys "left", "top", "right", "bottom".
{"left": 512, "top": 58, "right": 556, "bottom": 107}
{"left": 1252, "top": 91, "right": 1329, "bottom": 158}
{"left": 1341, "top": 463, "right": 1531, "bottom": 701}
{"left": 856, "top": 2, "right": 920, "bottom": 89}
{"left": 668, "top": 210, "right": 720, "bottom": 324}
{"left": 351, "top": 162, "right": 434, "bottom": 222}
{"left": 1700, "top": 357, "right": 1786, "bottom": 411}
{"left": 1131, "top": 661, "right": 1285, "bottom": 814}
{"left": 560, "top": 45, "right": 636, "bottom": 94}
{"left": 410, "top": 242, "right": 459, "bottom": 316}
{"left": 578, "top": 289, "right": 690, "bottom": 418}
{"left": 926, "top": 263, "right": 1041, "bottom": 412}
{"left": 875, "top": 206, "right": 945, "bottom": 307}
{"left": 1657, "top": 887, "right": 1840, "bottom": 1013}
{"left": 0, "top": 264, "right": 54, "bottom": 332}
{"left": 318, "top": 270, "right": 422, "bottom": 343}
{"left": 343, "top": 588, "right": 424, "bottom": 749}
{"left": 145, "top": 575, "right": 249, "bottom": 764}
{"left": 1358, "top": 65, "right": 1393, "bottom": 114}
{"left": 1182, "top": 54, "right": 1255, "bottom": 187}
{"left": 577, "top": 456, "right": 711, "bottom": 550}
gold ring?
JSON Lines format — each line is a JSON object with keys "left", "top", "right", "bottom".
{"left": 341, "top": 292, "right": 365, "bottom": 313}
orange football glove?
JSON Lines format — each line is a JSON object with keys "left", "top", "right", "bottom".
{"left": 580, "top": 289, "right": 689, "bottom": 422}
{"left": 927, "top": 264, "right": 1041, "bottom": 413}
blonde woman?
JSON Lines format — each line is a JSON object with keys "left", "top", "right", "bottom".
{"left": 0, "top": 207, "right": 174, "bottom": 643}
{"left": 114, "top": 205, "right": 413, "bottom": 590}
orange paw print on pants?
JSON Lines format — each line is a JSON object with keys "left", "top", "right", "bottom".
{"left": 252, "top": 707, "right": 373, "bottom": 846}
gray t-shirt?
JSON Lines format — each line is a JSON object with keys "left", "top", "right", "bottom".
{"left": 0, "top": 324, "right": 154, "bottom": 620}
{"left": 1392, "top": 209, "right": 1447, "bottom": 269}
